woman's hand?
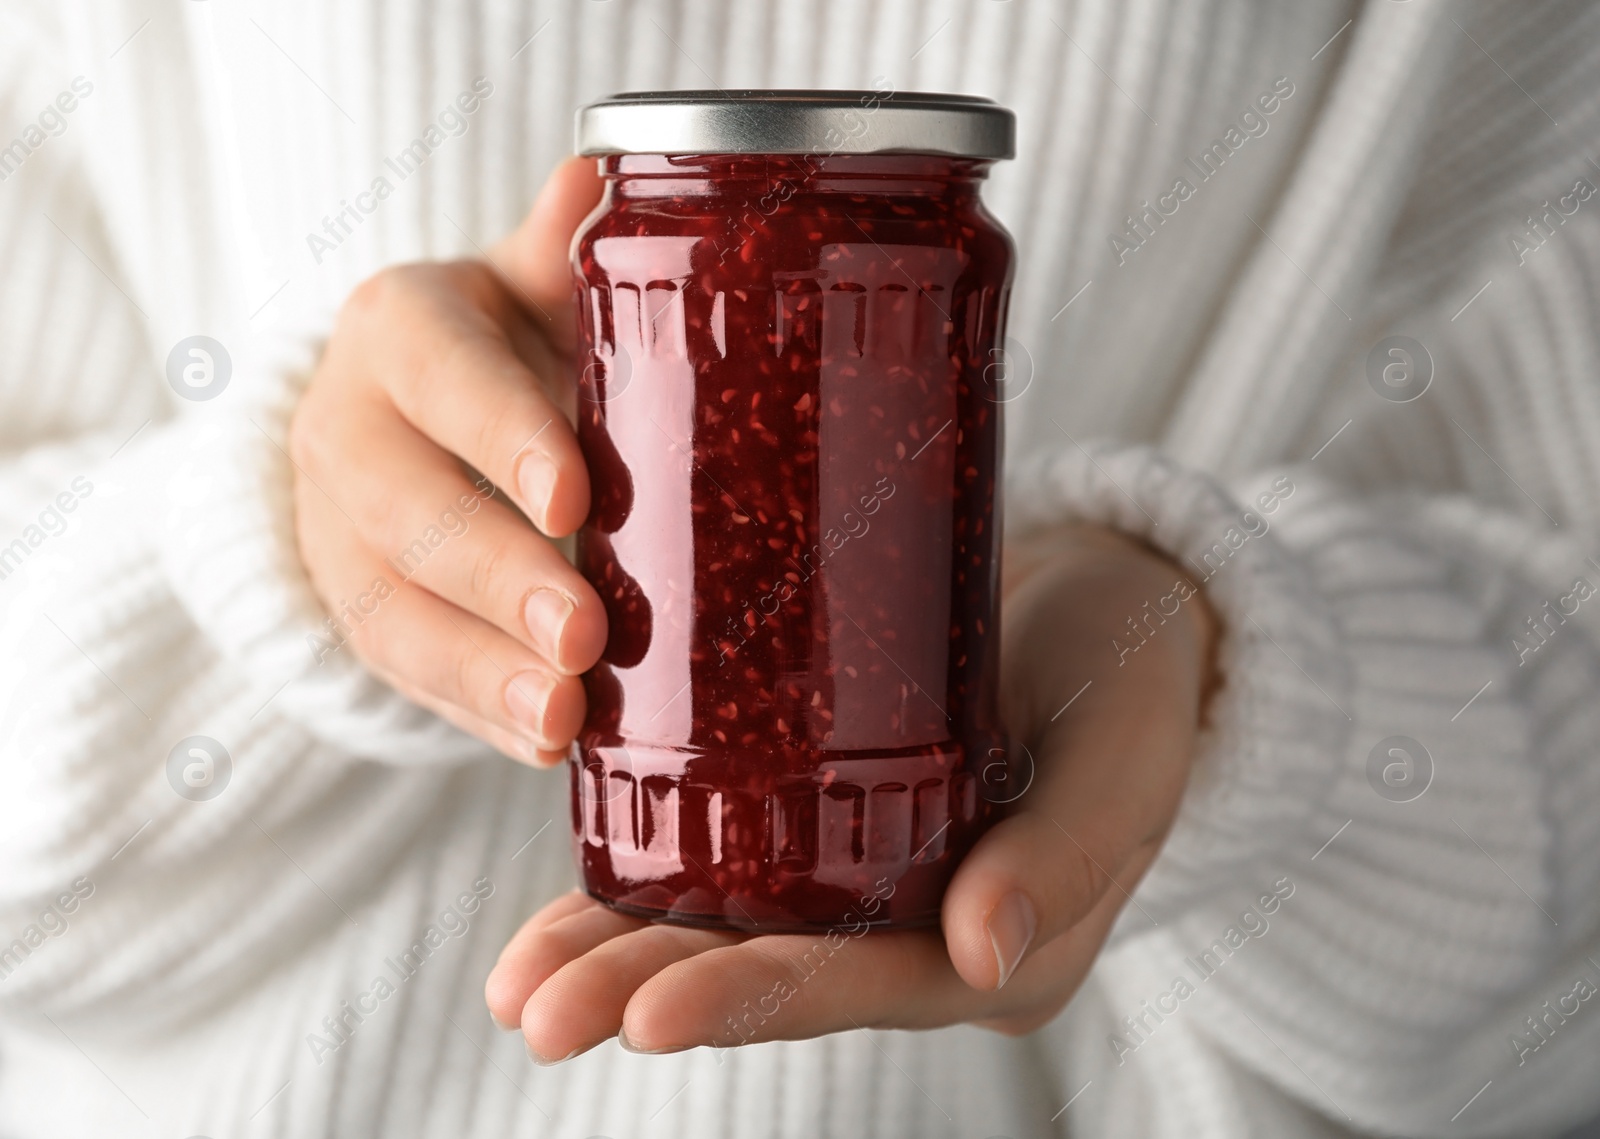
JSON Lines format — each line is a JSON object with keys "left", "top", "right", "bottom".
{"left": 486, "top": 525, "right": 1217, "bottom": 1057}
{"left": 289, "top": 159, "right": 608, "bottom": 765}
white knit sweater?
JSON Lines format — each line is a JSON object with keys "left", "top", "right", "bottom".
{"left": 2, "top": 1, "right": 1600, "bottom": 1136}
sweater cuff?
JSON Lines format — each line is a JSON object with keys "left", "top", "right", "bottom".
{"left": 159, "top": 310, "right": 486, "bottom": 765}
{"left": 1006, "top": 442, "right": 1351, "bottom": 922}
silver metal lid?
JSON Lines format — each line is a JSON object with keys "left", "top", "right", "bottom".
{"left": 575, "top": 90, "right": 1014, "bottom": 160}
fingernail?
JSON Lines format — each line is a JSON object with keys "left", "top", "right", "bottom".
{"left": 519, "top": 452, "right": 558, "bottom": 525}
{"left": 506, "top": 670, "right": 559, "bottom": 737}
{"left": 525, "top": 588, "right": 575, "bottom": 662}
{"left": 527, "top": 1042, "right": 584, "bottom": 1066}
{"left": 491, "top": 1009, "right": 518, "bottom": 1032}
{"left": 987, "top": 891, "right": 1037, "bottom": 990}
{"left": 618, "top": 1028, "right": 688, "bottom": 1056}
{"left": 519, "top": 738, "right": 567, "bottom": 768}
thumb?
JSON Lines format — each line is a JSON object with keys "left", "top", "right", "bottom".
{"left": 941, "top": 788, "right": 1155, "bottom": 993}
{"left": 940, "top": 685, "right": 1195, "bottom": 992}
{"left": 940, "top": 621, "right": 1196, "bottom": 993}
{"left": 491, "top": 155, "right": 606, "bottom": 350}
{"left": 940, "top": 528, "right": 1210, "bottom": 993}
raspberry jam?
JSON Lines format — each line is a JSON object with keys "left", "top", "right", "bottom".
{"left": 569, "top": 101, "right": 1014, "bottom": 931}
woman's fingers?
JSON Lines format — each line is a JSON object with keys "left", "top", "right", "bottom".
{"left": 294, "top": 480, "right": 585, "bottom": 757}
{"left": 369, "top": 591, "right": 584, "bottom": 751}
{"left": 290, "top": 254, "right": 607, "bottom": 742}
{"left": 494, "top": 883, "right": 1140, "bottom": 1058}
{"left": 484, "top": 892, "right": 595, "bottom": 1029}
{"left": 495, "top": 924, "right": 969, "bottom": 1058}
{"left": 523, "top": 923, "right": 740, "bottom": 1061}
{"left": 618, "top": 930, "right": 1003, "bottom": 1052}
{"left": 328, "top": 261, "right": 590, "bottom": 537}
{"left": 309, "top": 395, "right": 606, "bottom": 673}
{"left": 368, "top": 657, "right": 567, "bottom": 767}
{"left": 289, "top": 160, "right": 611, "bottom": 765}
{"left": 484, "top": 899, "right": 649, "bottom": 1034}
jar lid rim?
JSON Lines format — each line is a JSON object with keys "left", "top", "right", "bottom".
{"left": 575, "top": 89, "right": 1015, "bottom": 160}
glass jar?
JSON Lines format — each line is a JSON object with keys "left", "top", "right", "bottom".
{"left": 568, "top": 90, "right": 1016, "bottom": 931}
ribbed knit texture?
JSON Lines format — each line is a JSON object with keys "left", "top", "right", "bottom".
{"left": 2, "top": 1, "right": 1599, "bottom": 1137}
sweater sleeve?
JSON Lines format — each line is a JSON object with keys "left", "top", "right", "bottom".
{"left": 0, "top": 0, "right": 482, "bottom": 770}
{"left": 0, "top": 10, "right": 491, "bottom": 1025}
{"left": 0, "top": 418, "right": 481, "bottom": 1027}
{"left": 156, "top": 307, "right": 493, "bottom": 766}
{"left": 1009, "top": 442, "right": 1600, "bottom": 1137}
